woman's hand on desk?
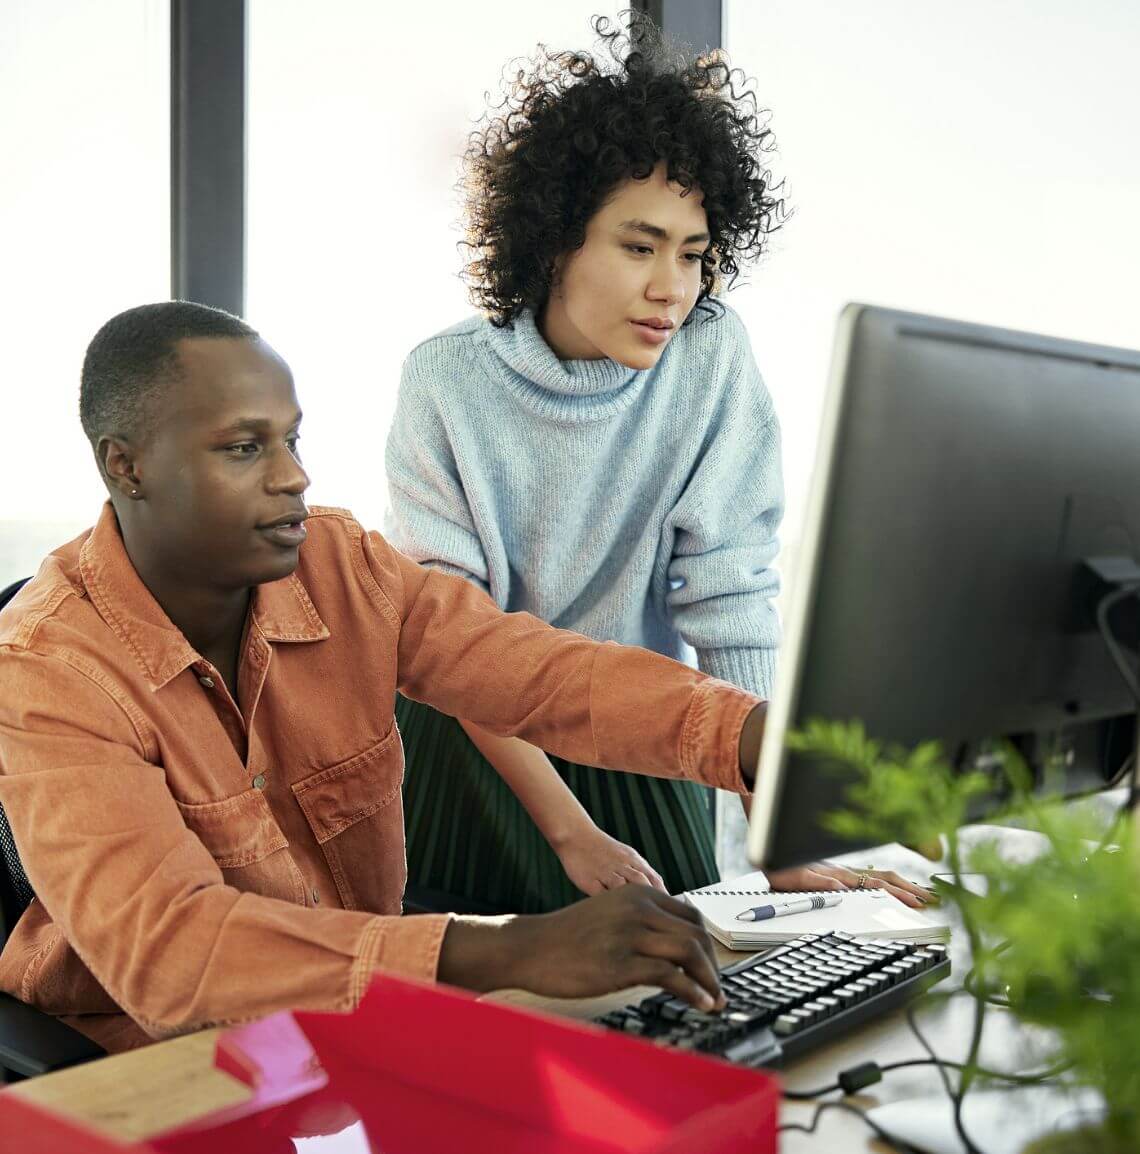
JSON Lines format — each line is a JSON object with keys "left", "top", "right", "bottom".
{"left": 765, "top": 862, "right": 937, "bottom": 908}
{"left": 554, "top": 827, "right": 666, "bottom": 896}
{"left": 437, "top": 887, "right": 726, "bottom": 1011}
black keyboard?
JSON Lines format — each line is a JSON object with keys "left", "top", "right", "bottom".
{"left": 595, "top": 930, "right": 950, "bottom": 1067}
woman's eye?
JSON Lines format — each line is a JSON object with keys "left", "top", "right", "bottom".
{"left": 683, "top": 252, "right": 705, "bottom": 263}
{"left": 624, "top": 244, "right": 653, "bottom": 255}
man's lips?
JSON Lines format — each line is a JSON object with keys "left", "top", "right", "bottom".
{"left": 260, "top": 510, "right": 309, "bottom": 530}
{"left": 258, "top": 510, "right": 309, "bottom": 546}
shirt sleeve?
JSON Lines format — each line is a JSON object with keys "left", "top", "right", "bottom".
{"left": 363, "top": 531, "right": 759, "bottom": 795}
{"left": 383, "top": 350, "right": 493, "bottom": 596}
{"left": 0, "top": 648, "right": 450, "bottom": 1039}
{"left": 663, "top": 318, "right": 784, "bottom": 699}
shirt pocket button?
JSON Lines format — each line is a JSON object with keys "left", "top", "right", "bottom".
{"left": 251, "top": 774, "right": 267, "bottom": 790}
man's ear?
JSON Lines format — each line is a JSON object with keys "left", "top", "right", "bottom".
{"left": 97, "top": 436, "right": 144, "bottom": 501}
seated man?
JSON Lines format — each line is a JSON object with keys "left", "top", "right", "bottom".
{"left": 0, "top": 302, "right": 765, "bottom": 1052}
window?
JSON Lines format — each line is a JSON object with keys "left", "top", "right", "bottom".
{"left": 724, "top": 0, "right": 1140, "bottom": 550}
{"left": 246, "top": 1, "right": 623, "bottom": 526}
{"left": 1, "top": 0, "right": 169, "bottom": 583}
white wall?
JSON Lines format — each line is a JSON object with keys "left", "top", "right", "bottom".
{"left": 0, "top": 0, "right": 168, "bottom": 572}
{"left": 724, "top": 0, "right": 1140, "bottom": 569}
{"left": 5, "top": 1, "right": 1139, "bottom": 588}
{"left": 246, "top": 0, "right": 624, "bottom": 529}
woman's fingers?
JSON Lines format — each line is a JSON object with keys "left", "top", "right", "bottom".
{"left": 821, "top": 864, "right": 934, "bottom": 908}
{"left": 615, "top": 864, "right": 652, "bottom": 887}
{"left": 767, "top": 864, "right": 848, "bottom": 891}
{"left": 769, "top": 862, "right": 936, "bottom": 908}
{"left": 617, "top": 859, "right": 666, "bottom": 891}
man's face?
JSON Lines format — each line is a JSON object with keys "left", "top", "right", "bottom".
{"left": 130, "top": 336, "right": 310, "bottom": 591}
{"left": 540, "top": 161, "right": 710, "bottom": 369}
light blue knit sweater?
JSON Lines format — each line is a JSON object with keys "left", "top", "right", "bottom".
{"left": 384, "top": 302, "right": 783, "bottom": 698}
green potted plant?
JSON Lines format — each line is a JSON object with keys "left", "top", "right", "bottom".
{"left": 786, "top": 719, "right": 1140, "bottom": 1154}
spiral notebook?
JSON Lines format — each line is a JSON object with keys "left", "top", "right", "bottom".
{"left": 683, "top": 871, "right": 951, "bottom": 949}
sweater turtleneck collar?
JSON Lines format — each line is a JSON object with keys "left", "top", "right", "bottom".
{"left": 483, "top": 310, "right": 648, "bottom": 420}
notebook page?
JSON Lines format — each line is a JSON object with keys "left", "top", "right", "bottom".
{"left": 683, "top": 874, "right": 948, "bottom": 944}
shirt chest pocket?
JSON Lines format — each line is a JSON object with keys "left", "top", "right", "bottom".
{"left": 175, "top": 787, "right": 307, "bottom": 905}
{"left": 291, "top": 724, "right": 406, "bottom": 913}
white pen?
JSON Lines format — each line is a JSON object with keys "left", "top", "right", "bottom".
{"left": 734, "top": 894, "right": 842, "bottom": 922}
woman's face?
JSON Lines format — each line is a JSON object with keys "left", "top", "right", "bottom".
{"left": 539, "top": 161, "right": 710, "bottom": 370}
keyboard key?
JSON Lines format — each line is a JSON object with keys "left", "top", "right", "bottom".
{"left": 659, "top": 999, "right": 689, "bottom": 1021}
{"left": 773, "top": 1014, "right": 801, "bottom": 1036}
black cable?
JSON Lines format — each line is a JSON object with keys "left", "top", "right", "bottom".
{"left": 962, "top": 961, "right": 1011, "bottom": 1008}
{"left": 1095, "top": 584, "right": 1140, "bottom": 703}
{"left": 777, "top": 979, "right": 1071, "bottom": 1153}
{"left": 1103, "top": 751, "right": 1134, "bottom": 790}
{"left": 781, "top": 1055, "right": 1071, "bottom": 1101}
{"left": 1095, "top": 583, "right": 1140, "bottom": 811}
{"left": 776, "top": 1099, "right": 929, "bottom": 1153}
{"left": 905, "top": 998, "right": 983, "bottom": 1154}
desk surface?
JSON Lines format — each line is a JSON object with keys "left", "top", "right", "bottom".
{"left": 1, "top": 829, "right": 1079, "bottom": 1151}
{"left": 7, "top": 959, "right": 1019, "bottom": 1153}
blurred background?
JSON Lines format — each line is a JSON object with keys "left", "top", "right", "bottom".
{"left": 4, "top": 0, "right": 1138, "bottom": 868}
{"left": 4, "top": 0, "right": 1138, "bottom": 580}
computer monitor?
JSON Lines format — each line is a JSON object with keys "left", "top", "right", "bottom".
{"left": 749, "top": 304, "right": 1140, "bottom": 868}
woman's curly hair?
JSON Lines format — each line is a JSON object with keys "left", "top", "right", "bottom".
{"left": 462, "top": 13, "right": 787, "bottom": 327}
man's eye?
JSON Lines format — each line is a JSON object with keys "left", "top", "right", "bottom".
{"left": 624, "top": 244, "right": 653, "bottom": 255}
{"left": 286, "top": 437, "right": 301, "bottom": 456}
{"left": 683, "top": 252, "right": 705, "bottom": 263}
{"left": 227, "top": 442, "right": 259, "bottom": 455}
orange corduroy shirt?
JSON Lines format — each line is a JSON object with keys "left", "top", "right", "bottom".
{"left": 0, "top": 504, "right": 758, "bottom": 1053}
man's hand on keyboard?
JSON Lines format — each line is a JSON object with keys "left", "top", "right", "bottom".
{"left": 438, "top": 887, "right": 726, "bottom": 1011}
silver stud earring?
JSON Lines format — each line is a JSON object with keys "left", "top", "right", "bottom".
{"left": 130, "top": 488, "right": 140, "bottom": 498}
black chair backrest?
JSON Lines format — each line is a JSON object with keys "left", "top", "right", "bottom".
{"left": 0, "top": 579, "right": 35, "bottom": 942}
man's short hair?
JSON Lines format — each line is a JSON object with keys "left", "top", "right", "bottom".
{"left": 79, "top": 301, "right": 258, "bottom": 446}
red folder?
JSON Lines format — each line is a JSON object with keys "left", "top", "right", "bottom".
{"left": 0, "top": 976, "right": 779, "bottom": 1153}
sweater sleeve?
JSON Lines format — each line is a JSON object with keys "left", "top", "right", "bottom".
{"left": 663, "top": 313, "right": 784, "bottom": 700}
{"left": 383, "top": 348, "right": 492, "bottom": 595}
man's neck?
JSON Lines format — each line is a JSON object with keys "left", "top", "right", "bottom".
{"left": 123, "top": 542, "right": 251, "bottom": 669}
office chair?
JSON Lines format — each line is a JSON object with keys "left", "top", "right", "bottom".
{"left": 0, "top": 576, "right": 105, "bottom": 1080}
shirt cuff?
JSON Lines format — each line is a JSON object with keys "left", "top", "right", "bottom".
{"left": 680, "top": 679, "right": 763, "bottom": 794}
{"left": 350, "top": 913, "right": 453, "bottom": 1006}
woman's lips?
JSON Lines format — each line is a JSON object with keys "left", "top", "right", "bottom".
{"left": 630, "top": 320, "right": 672, "bottom": 346}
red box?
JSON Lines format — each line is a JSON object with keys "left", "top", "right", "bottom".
{"left": 0, "top": 977, "right": 779, "bottom": 1154}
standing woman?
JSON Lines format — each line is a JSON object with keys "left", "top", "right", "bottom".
{"left": 387, "top": 15, "right": 786, "bottom": 912}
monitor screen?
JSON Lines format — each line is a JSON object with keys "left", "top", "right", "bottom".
{"left": 749, "top": 304, "right": 1140, "bottom": 868}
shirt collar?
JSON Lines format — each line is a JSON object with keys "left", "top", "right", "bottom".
{"left": 79, "top": 503, "right": 329, "bottom": 691}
